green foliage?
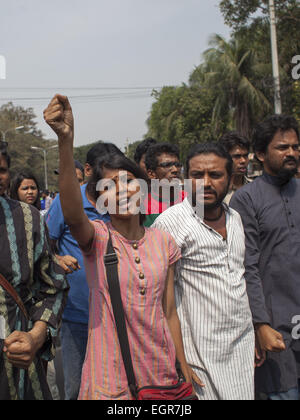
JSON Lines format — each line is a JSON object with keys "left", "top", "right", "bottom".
{"left": 0, "top": 102, "right": 57, "bottom": 191}
{"left": 219, "top": 0, "right": 300, "bottom": 116}
{"left": 141, "top": 0, "right": 299, "bottom": 162}
{"left": 292, "top": 81, "right": 300, "bottom": 124}
{"left": 6, "top": 134, "right": 59, "bottom": 192}
{"left": 145, "top": 32, "right": 273, "bottom": 155}
{"left": 196, "top": 34, "right": 271, "bottom": 138}
{"left": 2, "top": 1, "right": 299, "bottom": 175}
{"left": 73, "top": 140, "right": 103, "bottom": 165}
{"left": 125, "top": 140, "right": 142, "bottom": 161}
{"left": 146, "top": 85, "right": 218, "bottom": 161}
{"left": 219, "top": 0, "right": 298, "bottom": 32}
{"left": 0, "top": 102, "right": 43, "bottom": 137}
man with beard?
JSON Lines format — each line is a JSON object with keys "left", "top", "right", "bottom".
{"left": 0, "top": 143, "right": 68, "bottom": 400}
{"left": 296, "top": 160, "right": 300, "bottom": 179}
{"left": 230, "top": 115, "right": 300, "bottom": 400}
{"left": 153, "top": 143, "right": 255, "bottom": 400}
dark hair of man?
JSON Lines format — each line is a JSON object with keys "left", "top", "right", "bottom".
{"left": 74, "top": 160, "right": 84, "bottom": 175}
{"left": 134, "top": 137, "right": 157, "bottom": 164}
{"left": 253, "top": 115, "right": 300, "bottom": 155}
{"left": 86, "top": 142, "right": 123, "bottom": 167}
{"left": 0, "top": 148, "right": 11, "bottom": 168}
{"left": 145, "top": 143, "right": 180, "bottom": 171}
{"left": 10, "top": 171, "right": 41, "bottom": 210}
{"left": 55, "top": 160, "right": 84, "bottom": 176}
{"left": 87, "top": 153, "right": 149, "bottom": 225}
{"left": 185, "top": 142, "right": 233, "bottom": 179}
{"left": 219, "top": 131, "right": 250, "bottom": 154}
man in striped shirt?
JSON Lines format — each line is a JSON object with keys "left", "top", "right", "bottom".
{"left": 0, "top": 145, "right": 69, "bottom": 400}
{"left": 154, "top": 143, "right": 255, "bottom": 400}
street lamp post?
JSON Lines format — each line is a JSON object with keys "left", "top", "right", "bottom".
{"left": 0, "top": 125, "right": 24, "bottom": 142}
{"left": 269, "top": 0, "right": 282, "bottom": 115}
{"left": 31, "top": 145, "right": 58, "bottom": 190}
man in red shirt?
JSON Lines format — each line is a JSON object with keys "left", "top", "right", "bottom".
{"left": 144, "top": 143, "right": 185, "bottom": 226}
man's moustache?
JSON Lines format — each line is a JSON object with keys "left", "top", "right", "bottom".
{"left": 204, "top": 189, "right": 217, "bottom": 196}
{"left": 284, "top": 157, "right": 298, "bottom": 164}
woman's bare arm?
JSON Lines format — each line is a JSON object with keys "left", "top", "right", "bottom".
{"left": 44, "top": 94, "right": 94, "bottom": 252}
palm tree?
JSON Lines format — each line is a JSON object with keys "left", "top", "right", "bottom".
{"left": 198, "top": 34, "right": 271, "bottom": 138}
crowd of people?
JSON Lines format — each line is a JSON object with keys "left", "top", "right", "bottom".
{"left": 0, "top": 92, "right": 299, "bottom": 400}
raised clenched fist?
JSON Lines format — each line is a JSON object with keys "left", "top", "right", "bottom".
{"left": 43, "top": 94, "right": 74, "bottom": 142}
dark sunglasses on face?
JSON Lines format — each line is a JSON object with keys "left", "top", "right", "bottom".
{"left": 157, "top": 161, "right": 182, "bottom": 169}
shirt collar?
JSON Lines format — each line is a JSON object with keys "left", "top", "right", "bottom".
{"left": 81, "top": 183, "right": 96, "bottom": 210}
{"left": 182, "top": 195, "right": 230, "bottom": 221}
{"left": 231, "top": 176, "right": 251, "bottom": 192}
{"left": 262, "top": 171, "right": 296, "bottom": 188}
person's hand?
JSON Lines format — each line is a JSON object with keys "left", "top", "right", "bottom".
{"left": 181, "top": 364, "right": 205, "bottom": 391}
{"left": 43, "top": 94, "right": 74, "bottom": 142}
{"left": 256, "top": 324, "right": 286, "bottom": 353}
{"left": 255, "top": 335, "right": 266, "bottom": 368}
{"left": 56, "top": 254, "right": 81, "bottom": 274}
{"left": 3, "top": 331, "right": 41, "bottom": 369}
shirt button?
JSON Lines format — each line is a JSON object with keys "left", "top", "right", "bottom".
{"left": 135, "top": 257, "right": 141, "bottom": 264}
{"left": 140, "top": 288, "right": 146, "bottom": 296}
{"left": 139, "top": 273, "right": 145, "bottom": 280}
{"left": 132, "top": 243, "right": 138, "bottom": 250}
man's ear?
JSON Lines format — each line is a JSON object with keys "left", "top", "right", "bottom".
{"left": 255, "top": 151, "right": 265, "bottom": 164}
{"left": 84, "top": 163, "right": 92, "bottom": 179}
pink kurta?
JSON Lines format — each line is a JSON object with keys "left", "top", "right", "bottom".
{"left": 78, "top": 221, "right": 181, "bottom": 400}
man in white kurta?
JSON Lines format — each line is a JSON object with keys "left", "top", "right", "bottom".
{"left": 154, "top": 196, "right": 255, "bottom": 400}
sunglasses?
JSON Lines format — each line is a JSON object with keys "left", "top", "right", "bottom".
{"left": 157, "top": 161, "right": 182, "bottom": 169}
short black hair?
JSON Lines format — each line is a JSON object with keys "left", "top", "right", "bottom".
{"left": 186, "top": 142, "right": 233, "bottom": 179}
{"left": 55, "top": 159, "right": 84, "bottom": 175}
{"left": 87, "top": 153, "right": 149, "bottom": 225}
{"left": 219, "top": 131, "right": 250, "bottom": 154}
{"left": 145, "top": 143, "right": 180, "bottom": 171}
{"left": 74, "top": 160, "right": 84, "bottom": 175}
{"left": 253, "top": 115, "right": 300, "bottom": 155}
{"left": 0, "top": 144, "right": 11, "bottom": 168}
{"left": 86, "top": 142, "right": 123, "bottom": 167}
{"left": 134, "top": 137, "right": 157, "bottom": 164}
{"left": 10, "top": 171, "right": 41, "bottom": 210}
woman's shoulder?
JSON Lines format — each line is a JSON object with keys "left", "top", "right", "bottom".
{"left": 90, "top": 219, "right": 110, "bottom": 239}
{"left": 146, "top": 226, "right": 176, "bottom": 246}
{"left": 145, "top": 226, "right": 181, "bottom": 264}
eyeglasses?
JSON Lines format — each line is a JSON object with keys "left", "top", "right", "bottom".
{"left": 157, "top": 161, "right": 182, "bottom": 169}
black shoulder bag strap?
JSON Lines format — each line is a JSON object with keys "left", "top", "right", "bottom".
{"left": 104, "top": 230, "right": 138, "bottom": 399}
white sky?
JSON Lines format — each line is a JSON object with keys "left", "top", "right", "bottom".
{"left": 0, "top": 0, "right": 230, "bottom": 151}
